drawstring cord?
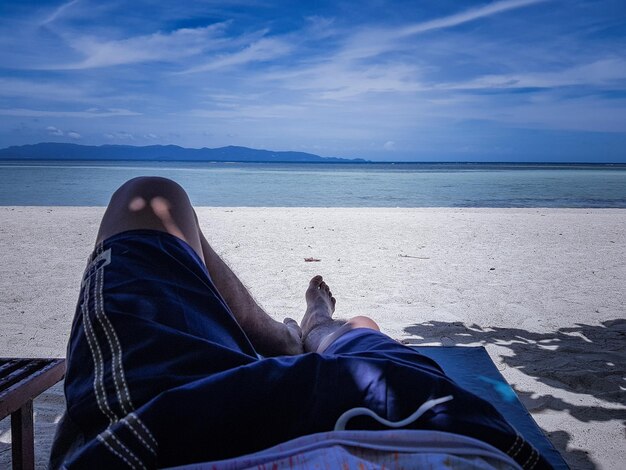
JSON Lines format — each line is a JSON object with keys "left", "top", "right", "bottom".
{"left": 334, "top": 395, "right": 454, "bottom": 431}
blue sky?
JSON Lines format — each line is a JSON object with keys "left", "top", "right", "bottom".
{"left": 0, "top": 0, "right": 625, "bottom": 162}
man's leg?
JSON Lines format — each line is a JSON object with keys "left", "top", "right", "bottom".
{"left": 300, "top": 275, "right": 379, "bottom": 353}
{"left": 96, "top": 176, "right": 301, "bottom": 356}
{"left": 198, "top": 231, "right": 302, "bottom": 355}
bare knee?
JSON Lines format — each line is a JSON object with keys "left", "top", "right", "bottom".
{"left": 96, "top": 176, "right": 203, "bottom": 257}
{"left": 346, "top": 315, "right": 380, "bottom": 331}
{"left": 109, "top": 176, "right": 189, "bottom": 207}
{"left": 315, "top": 315, "right": 380, "bottom": 353}
{"left": 104, "top": 177, "right": 195, "bottom": 230}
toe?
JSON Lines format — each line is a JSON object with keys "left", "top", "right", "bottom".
{"left": 310, "top": 275, "right": 323, "bottom": 286}
{"left": 283, "top": 317, "right": 302, "bottom": 338}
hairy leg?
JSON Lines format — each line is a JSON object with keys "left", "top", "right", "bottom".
{"left": 301, "top": 275, "right": 379, "bottom": 353}
{"left": 198, "top": 231, "right": 302, "bottom": 356}
{"left": 96, "top": 176, "right": 302, "bottom": 356}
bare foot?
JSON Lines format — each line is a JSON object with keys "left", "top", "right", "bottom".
{"left": 301, "top": 275, "right": 343, "bottom": 352}
{"left": 248, "top": 316, "right": 303, "bottom": 357}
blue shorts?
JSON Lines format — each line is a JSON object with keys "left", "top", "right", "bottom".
{"left": 52, "top": 230, "right": 548, "bottom": 469}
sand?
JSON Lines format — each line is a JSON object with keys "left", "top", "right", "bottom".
{"left": 1, "top": 207, "right": 624, "bottom": 469}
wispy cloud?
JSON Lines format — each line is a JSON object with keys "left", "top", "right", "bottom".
{"left": 307, "top": 0, "right": 550, "bottom": 65}
{"left": 49, "top": 24, "right": 228, "bottom": 69}
{"left": 398, "top": 0, "right": 550, "bottom": 37}
{"left": 0, "top": 108, "right": 141, "bottom": 118}
{"left": 267, "top": 62, "right": 425, "bottom": 100}
{"left": 0, "top": 0, "right": 624, "bottom": 161}
{"left": 180, "top": 36, "right": 293, "bottom": 73}
{"left": 258, "top": 0, "right": 550, "bottom": 101}
{"left": 40, "top": 0, "right": 81, "bottom": 26}
{"left": 439, "top": 58, "right": 626, "bottom": 90}
{"left": 183, "top": 103, "right": 306, "bottom": 120}
{"left": 0, "top": 78, "right": 88, "bottom": 101}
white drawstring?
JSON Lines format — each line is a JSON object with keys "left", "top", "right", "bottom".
{"left": 334, "top": 395, "right": 454, "bottom": 431}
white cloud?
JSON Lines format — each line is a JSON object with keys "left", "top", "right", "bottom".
{"left": 40, "top": 0, "right": 81, "bottom": 26}
{"left": 0, "top": 78, "right": 87, "bottom": 101}
{"left": 257, "top": 0, "right": 550, "bottom": 101}
{"left": 1, "top": 0, "right": 621, "bottom": 156}
{"left": 0, "top": 108, "right": 141, "bottom": 118}
{"left": 383, "top": 140, "right": 395, "bottom": 150}
{"left": 104, "top": 131, "right": 136, "bottom": 141}
{"left": 398, "top": 0, "right": 549, "bottom": 38}
{"left": 44, "top": 125, "right": 81, "bottom": 138}
{"left": 305, "top": 0, "right": 549, "bottom": 66}
{"left": 46, "top": 126, "right": 64, "bottom": 136}
{"left": 439, "top": 58, "right": 626, "bottom": 90}
{"left": 179, "top": 17, "right": 336, "bottom": 74}
{"left": 183, "top": 103, "right": 306, "bottom": 120}
{"left": 265, "top": 61, "right": 424, "bottom": 100}
{"left": 181, "top": 37, "right": 293, "bottom": 74}
{"left": 303, "top": 16, "right": 336, "bottom": 39}
{"left": 51, "top": 24, "right": 228, "bottom": 69}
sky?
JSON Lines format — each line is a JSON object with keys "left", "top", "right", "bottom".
{"left": 0, "top": 0, "right": 625, "bottom": 162}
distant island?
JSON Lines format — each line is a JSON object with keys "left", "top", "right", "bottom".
{"left": 0, "top": 143, "right": 368, "bottom": 163}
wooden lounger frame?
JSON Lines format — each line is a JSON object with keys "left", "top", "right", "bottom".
{"left": 0, "top": 358, "right": 66, "bottom": 470}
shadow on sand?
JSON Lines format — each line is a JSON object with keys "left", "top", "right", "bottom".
{"left": 402, "top": 319, "right": 626, "bottom": 469}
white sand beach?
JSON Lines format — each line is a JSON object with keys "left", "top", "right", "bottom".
{"left": 1, "top": 207, "right": 624, "bottom": 469}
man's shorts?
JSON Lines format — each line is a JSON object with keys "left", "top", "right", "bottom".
{"left": 50, "top": 230, "right": 549, "bottom": 469}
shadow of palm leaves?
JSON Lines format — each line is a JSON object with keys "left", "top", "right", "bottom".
{"left": 402, "top": 318, "right": 626, "bottom": 469}
{"left": 402, "top": 319, "right": 625, "bottom": 405}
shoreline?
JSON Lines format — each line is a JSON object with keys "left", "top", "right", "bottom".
{"left": 1, "top": 207, "right": 624, "bottom": 469}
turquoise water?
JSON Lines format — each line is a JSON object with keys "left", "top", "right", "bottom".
{"left": 0, "top": 161, "right": 625, "bottom": 207}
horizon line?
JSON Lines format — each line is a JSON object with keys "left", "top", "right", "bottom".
{"left": 1, "top": 157, "right": 625, "bottom": 166}
{"left": 1, "top": 142, "right": 626, "bottom": 165}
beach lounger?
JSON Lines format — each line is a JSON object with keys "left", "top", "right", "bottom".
{"left": 2, "top": 350, "right": 567, "bottom": 469}
{"left": 0, "top": 358, "right": 66, "bottom": 470}
{"left": 413, "top": 346, "right": 569, "bottom": 469}
{"left": 172, "top": 346, "right": 569, "bottom": 469}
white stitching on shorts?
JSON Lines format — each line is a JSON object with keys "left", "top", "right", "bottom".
{"left": 122, "top": 415, "right": 157, "bottom": 456}
{"left": 97, "top": 434, "right": 136, "bottom": 469}
{"left": 108, "top": 430, "right": 147, "bottom": 470}
{"left": 506, "top": 433, "right": 521, "bottom": 455}
{"left": 508, "top": 433, "right": 526, "bottom": 459}
{"left": 130, "top": 413, "right": 158, "bottom": 448}
{"left": 525, "top": 446, "right": 541, "bottom": 469}
{"left": 93, "top": 255, "right": 134, "bottom": 415}
{"left": 82, "top": 276, "right": 118, "bottom": 424}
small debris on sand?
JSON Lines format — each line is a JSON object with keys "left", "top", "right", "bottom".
{"left": 304, "top": 257, "right": 321, "bottom": 262}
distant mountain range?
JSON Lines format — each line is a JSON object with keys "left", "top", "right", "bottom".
{"left": 0, "top": 142, "right": 368, "bottom": 163}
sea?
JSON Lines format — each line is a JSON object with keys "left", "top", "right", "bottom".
{"left": 1, "top": 160, "right": 625, "bottom": 207}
